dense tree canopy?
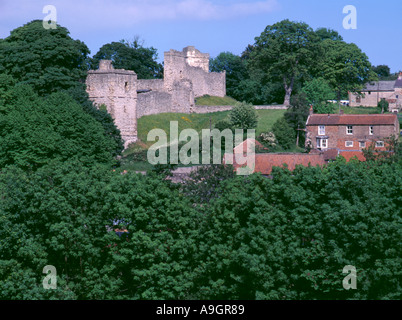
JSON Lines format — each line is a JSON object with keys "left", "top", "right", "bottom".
{"left": 1, "top": 158, "right": 400, "bottom": 300}
{"left": 91, "top": 40, "right": 163, "bottom": 79}
{"left": 248, "top": 20, "right": 320, "bottom": 106}
{"left": 0, "top": 85, "right": 118, "bottom": 170}
{"left": 0, "top": 20, "right": 90, "bottom": 96}
{"left": 316, "top": 39, "right": 376, "bottom": 100}
{"left": 0, "top": 20, "right": 124, "bottom": 157}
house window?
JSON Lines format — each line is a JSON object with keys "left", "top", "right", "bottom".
{"left": 356, "top": 96, "right": 361, "bottom": 103}
{"left": 359, "top": 141, "right": 366, "bottom": 148}
{"left": 346, "top": 126, "right": 353, "bottom": 135}
{"left": 318, "top": 125, "right": 325, "bottom": 135}
{"left": 369, "top": 126, "right": 374, "bottom": 135}
{"left": 345, "top": 141, "right": 353, "bottom": 147}
{"left": 316, "top": 138, "right": 328, "bottom": 149}
{"left": 376, "top": 141, "right": 384, "bottom": 148}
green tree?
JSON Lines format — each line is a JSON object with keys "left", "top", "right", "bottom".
{"left": 378, "top": 99, "right": 389, "bottom": 114}
{"left": 301, "top": 78, "right": 336, "bottom": 107}
{"left": 272, "top": 117, "right": 296, "bottom": 150}
{"left": 181, "top": 164, "right": 235, "bottom": 206}
{"left": 0, "top": 86, "right": 117, "bottom": 171}
{"left": 191, "top": 159, "right": 401, "bottom": 300}
{"left": 0, "top": 20, "right": 123, "bottom": 157}
{"left": 284, "top": 93, "right": 310, "bottom": 147}
{"left": 210, "top": 52, "right": 248, "bottom": 100}
{"left": 91, "top": 40, "right": 163, "bottom": 79}
{"left": 372, "top": 65, "right": 391, "bottom": 79}
{"left": 0, "top": 161, "right": 200, "bottom": 299}
{"left": 0, "top": 20, "right": 90, "bottom": 96}
{"left": 229, "top": 102, "right": 258, "bottom": 130}
{"left": 316, "top": 39, "right": 376, "bottom": 105}
{"left": 249, "top": 20, "right": 320, "bottom": 106}
{"left": 315, "top": 28, "right": 343, "bottom": 41}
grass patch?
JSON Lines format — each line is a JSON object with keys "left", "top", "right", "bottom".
{"left": 137, "top": 111, "right": 231, "bottom": 147}
{"left": 137, "top": 109, "right": 287, "bottom": 146}
{"left": 255, "top": 109, "right": 287, "bottom": 136}
{"left": 122, "top": 109, "right": 287, "bottom": 172}
{"left": 195, "top": 95, "right": 239, "bottom": 106}
{"left": 337, "top": 105, "right": 381, "bottom": 114}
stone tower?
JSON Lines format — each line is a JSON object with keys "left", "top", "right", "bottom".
{"left": 86, "top": 60, "right": 138, "bottom": 148}
{"left": 163, "top": 46, "right": 225, "bottom": 99}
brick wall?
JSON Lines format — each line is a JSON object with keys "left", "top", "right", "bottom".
{"left": 306, "top": 123, "right": 398, "bottom": 151}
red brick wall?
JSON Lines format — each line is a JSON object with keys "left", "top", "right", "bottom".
{"left": 307, "top": 124, "right": 397, "bottom": 151}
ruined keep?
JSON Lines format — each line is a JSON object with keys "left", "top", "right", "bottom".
{"left": 86, "top": 46, "right": 226, "bottom": 147}
{"left": 86, "top": 60, "right": 138, "bottom": 148}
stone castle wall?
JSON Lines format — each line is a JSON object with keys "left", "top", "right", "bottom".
{"left": 86, "top": 46, "right": 227, "bottom": 147}
{"left": 137, "top": 79, "right": 164, "bottom": 92}
{"left": 163, "top": 46, "right": 226, "bottom": 99}
{"left": 86, "top": 60, "right": 138, "bottom": 148}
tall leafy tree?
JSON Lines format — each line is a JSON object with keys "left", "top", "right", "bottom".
{"left": 91, "top": 40, "right": 163, "bottom": 79}
{"left": 0, "top": 86, "right": 118, "bottom": 171}
{"left": 248, "top": 20, "right": 320, "bottom": 106}
{"left": 315, "top": 27, "right": 343, "bottom": 41}
{"left": 0, "top": 20, "right": 90, "bottom": 96}
{"left": 285, "top": 92, "right": 311, "bottom": 147}
{"left": 316, "top": 39, "right": 377, "bottom": 102}
{"left": 0, "top": 20, "right": 123, "bottom": 156}
{"left": 209, "top": 52, "right": 248, "bottom": 100}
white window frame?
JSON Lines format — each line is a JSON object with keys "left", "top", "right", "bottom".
{"left": 318, "top": 125, "right": 325, "bottom": 135}
{"left": 345, "top": 141, "right": 354, "bottom": 148}
{"left": 346, "top": 126, "right": 353, "bottom": 135}
{"left": 317, "top": 138, "right": 328, "bottom": 149}
{"left": 376, "top": 141, "right": 384, "bottom": 148}
{"left": 369, "top": 126, "right": 374, "bottom": 135}
{"left": 359, "top": 141, "right": 366, "bottom": 148}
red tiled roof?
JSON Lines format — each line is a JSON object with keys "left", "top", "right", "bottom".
{"left": 307, "top": 114, "right": 397, "bottom": 126}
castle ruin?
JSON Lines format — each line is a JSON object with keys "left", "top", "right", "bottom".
{"left": 86, "top": 46, "right": 226, "bottom": 148}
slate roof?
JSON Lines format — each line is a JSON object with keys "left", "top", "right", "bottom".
{"left": 306, "top": 114, "right": 397, "bottom": 126}
{"left": 394, "top": 78, "right": 402, "bottom": 88}
{"left": 362, "top": 81, "right": 395, "bottom": 92}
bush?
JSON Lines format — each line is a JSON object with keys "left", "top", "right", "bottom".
{"left": 258, "top": 132, "right": 278, "bottom": 149}
{"left": 214, "top": 119, "right": 233, "bottom": 131}
{"left": 272, "top": 117, "right": 296, "bottom": 150}
{"left": 229, "top": 102, "right": 258, "bottom": 130}
{"left": 378, "top": 99, "right": 389, "bottom": 113}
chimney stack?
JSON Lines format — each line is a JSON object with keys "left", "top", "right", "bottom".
{"left": 398, "top": 72, "right": 402, "bottom": 80}
{"left": 309, "top": 105, "right": 313, "bottom": 115}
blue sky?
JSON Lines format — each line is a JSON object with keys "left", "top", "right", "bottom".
{"left": 1, "top": 0, "right": 401, "bottom": 72}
